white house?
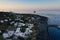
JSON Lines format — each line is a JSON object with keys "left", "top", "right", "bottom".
{"left": 0, "top": 20, "right": 4, "bottom": 23}
{"left": 7, "top": 30, "right": 14, "bottom": 37}
{"left": 4, "top": 19, "right": 8, "bottom": 22}
{"left": 18, "top": 23, "right": 25, "bottom": 26}
{"left": 19, "top": 32, "right": 25, "bottom": 38}
{"left": 0, "top": 30, "right": 2, "bottom": 34}
{"left": 28, "top": 24, "right": 34, "bottom": 29}
{"left": 14, "top": 28, "right": 27, "bottom": 38}
{"left": 9, "top": 18, "right": 12, "bottom": 21}
{"left": 10, "top": 21, "right": 15, "bottom": 25}
{"left": 25, "top": 28, "right": 33, "bottom": 35}
{"left": 31, "top": 17, "right": 35, "bottom": 20}
{"left": 3, "top": 33, "right": 9, "bottom": 39}
{"left": 14, "top": 22, "right": 18, "bottom": 27}
{"left": 14, "top": 28, "right": 21, "bottom": 37}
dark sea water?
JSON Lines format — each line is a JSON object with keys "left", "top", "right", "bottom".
{"left": 48, "top": 27, "right": 60, "bottom": 40}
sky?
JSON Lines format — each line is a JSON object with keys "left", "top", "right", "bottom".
{"left": 0, "top": 0, "right": 60, "bottom": 13}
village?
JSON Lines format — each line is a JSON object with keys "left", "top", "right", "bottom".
{"left": 0, "top": 12, "right": 40, "bottom": 40}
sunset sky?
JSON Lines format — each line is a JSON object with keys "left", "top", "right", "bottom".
{"left": 0, "top": 0, "right": 60, "bottom": 13}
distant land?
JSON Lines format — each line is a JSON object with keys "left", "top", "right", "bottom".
{"left": 37, "top": 11, "right": 60, "bottom": 25}
{"left": 0, "top": 11, "right": 60, "bottom": 25}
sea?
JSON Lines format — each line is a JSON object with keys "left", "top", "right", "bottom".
{"left": 48, "top": 27, "right": 60, "bottom": 40}
{"left": 37, "top": 11, "right": 60, "bottom": 40}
